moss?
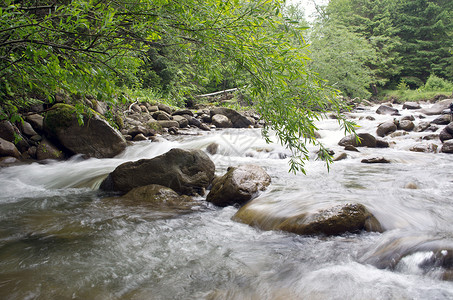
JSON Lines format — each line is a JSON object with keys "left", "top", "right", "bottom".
{"left": 147, "top": 121, "right": 163, "bottom": 132}
{"left": 44, "top": 103, "right": 77, "bottom": 134}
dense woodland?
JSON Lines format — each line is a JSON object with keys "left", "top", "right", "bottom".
{"left": 0, "top": 0, "right": 452, "bottom": 170}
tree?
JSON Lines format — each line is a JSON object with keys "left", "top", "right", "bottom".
{"left": 0, "top": 0, "right": 355, "bottom": 173}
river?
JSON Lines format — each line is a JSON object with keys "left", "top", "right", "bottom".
{"left": 1, "top": 104, "right": 453, "bottom": 299}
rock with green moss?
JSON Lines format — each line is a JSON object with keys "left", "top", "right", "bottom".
{"left": 44, "top": 103, "right": 126, "bottom": 158}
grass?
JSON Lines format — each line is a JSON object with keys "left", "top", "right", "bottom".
{"left": 379, "top": 89, "right": 452, "bottom": 103}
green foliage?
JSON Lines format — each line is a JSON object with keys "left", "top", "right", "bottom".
{"left": 397, "top": 80, "right": 409, "bottom": 91}
{"left": 419, "top": 74, "right": 453, "bottom": 92}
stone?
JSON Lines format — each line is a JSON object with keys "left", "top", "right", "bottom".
{"left": 376, "top": 121, "right": 397, "bottom": 137}
{"left": 333, "top": 152, "right": 347, "bottom": 161}
{"left": 100, "top": 148, "right": 215, "bottom": 195}
{"left": 200, "top": 113, "right": 211, "bottom": 123}
{"left": 0, "top": 137, "right": 21, "bottom": 158}
{"left": 172, "top": 109, "right": 194, "bottom": 117}
{"left": 431, "top": 114, "right": 451, "bottom": 125}
{"left": 188, "top": 116, "right": 202, "bottom": 128}
{"left": 361, "top": 157, "right": 391, "bottom": 163}
{"left": 376, "top": 105, "right": 399, "bottom": 115}
{"left": 398, "top": 120, "right": 415, "bottom": 131}
{"left": 127, "top": 125, "right": 149, "bottom": 137}
{"left": 206, "top": 143, "right": 219, "bottom": 155}
{"left": 409, "top": 143, "right": 438, "bottom": 153}
{"left": 211, "top": 114, "right": 232, "bottom": 128}
{"left": 157, "top": 103, "right": 172, "bottom": 115}
{"left": 376, "top": 138, "right": 390, "bottom": 148}
{"left": 414, "top": 121, "right": 431, "bottom": 132}
{"left": 440, "top": 127, "right": 453, "bottom": 142}
{"left": 25, "top": 114, "right": 44, "bottom": 132}
{"left": 106, "top": 184, "right": 196, "bottom": 212}
{"left": 441, "top": 140, "right": 453, "bottom": 153}
{"left": 44, "top": 104, "right": 127, "bottom": 158}
{"left": 210, "top": 107, "right": 253, "bottom": 128}
{"left": 148, "top": 105, "right": 159, "bottom": 112}
{"left": 199, "top": 123, "right": 211, "bottom": 131}
{"left": 20, "top": 121, "right": 38, "bottom": 136}
{"left": 420, "top": 99, "right": 452, "bottom": 115}
{"left": 339, "top": 133, "right": 377, "bottom": 147}
{"left": 36, "top": 138, "right": 64, "bottom": 160}
{"left": 401, "top": 115, "right": 415, "bottom": 121}
{"left": 157, "top": 120, "right": 179, "bottom": 128}
{"left": 445, "top": 122, "right": 453, "bottom": 135}
{"left": 172, "top": 115, "right": 189, "bottom": 128}
{"left": 206, "top": 165, "right": 271, "bottom": 207}
{"left": 233, "top": 202, "right": 383, "bottom": 236}
{"left": 133, "top": 133, "right": 147, "bottom": 141}
{"left": 402, "top": 102, "right": 421, "bottom": 110}
{"left": 0, "top": 120, "right": 16, "bottom": 142}
{"left": 0, "top": 156, "right": 19, "bottom": 167}
{"left": 153, "top": 111, "right": 172, "bottom": 121}
{"left": 344, "top": 145, "right": 360, "bottom": 152}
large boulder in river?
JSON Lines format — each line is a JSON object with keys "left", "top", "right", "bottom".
{"left": 441, "top": 140, "right": 453, "bottom": 153}
{"left": 206, "top": 165, "right": 271, "bottom": 207}
{"left": 376, "top": 105, "right": 399, "bottom": 115}
{"left": 100, "top": 148, "right": 215, "bottom": 195}
{"left": 376, "top": 121, "right": 397, "bottom": 137}
{"left": 211, "top": 114, "right": 232, "bottom": 128}
{"left": 420, "top": 99, "right": 453, "bottom": 115}
{"left": 339, "top": 133, "right": 377, "bottom": 147}
{"left": 44, "top": 104, "right": 126, "bottom": 158}
{"left": 210, "top": 107, "right": 253, "bottom": 128}
{"left": 439, "top": 123, "right": 453, "bottom": 142}
{"left": 233, "top": 202, "right": 383, "bottom": 236}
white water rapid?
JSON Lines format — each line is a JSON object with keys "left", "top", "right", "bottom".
{"left": 1, "top": 104, "right": 453, "bottom": 299}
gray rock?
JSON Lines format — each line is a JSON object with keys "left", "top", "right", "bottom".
{"left": 398, "top": 120, "right": 415, "bottom": 131}
{"left": 36, "top": 138, "right": 63, "bottom": 160}
{"left": 44, "top": 104, "right": 126, "bottom": 158}
{"left": 420, "top": 99, "right": 452, "bottom": 115}
{"left": 172, "top": 115, "right": 189, "bottom": 128}
{"left": 441, "top": 140, "right": 453, "bottom": 153}
{"left": 0, "top": 137, "right": 21, "bottom": 158}
{"left": 377, "top": 121, "right": 397, "bottom": 137}
{"left": 157, "top": 120, "right": 180, "bottom": 128}
{"left": 20, "top": 121, "right": 38, "bottom": 137}
{"left": 402, "top": 102, "right": 421, "bottom": 110}
{"left": 172, "top": 109, "right": 194, "bottom": 117}
{"left": 361, "top": 157, "right": 391, "bottom": 163}
{"left": 0, "top": 120, "right": 16, "bottom": 142}
{"left": 199, "top": 123, "right": 211, "bottom": 131}
{"left": 207, "top": 165, "right": 271, "bottom": 207}
{"left": 376, "top": 105, "right": 399, "bottom": 115}
{"left": 339, "top": 133, "right": 377, "bottom": 147}
{"left": 133, "top": 133, "right": 147, "bottom": 141}
{"left": 410, "top": 143, "right": 438, "bottom": 153}
{"left": 211, "top": 114, "right": 232, "bottom": 128}
{"left": 157, "top": 103, "right": 173, "bottom": 115}
{"left": 206, "top": 143, "right": 219, "bottom": 155}
{"left": 153, "top": 111, "right": 172, "bottom": 121}
{"left": 440, "top": 127, "right": 453, "bottom": 142}
{"left": 414, "top": 121, "right": 431, "bottom": 132}
{"left": 431, "top": 114, "right": 451, "bottom": 125}
{"left": 210, "top": 107, "right": 253, "bottom": 128}
{"left": 25, "top": 114, "right": 44, "bottom": 132}
{"left": 376, "top": 138, "right": 390, "bottom": 148}
{"left": 100, "top": 148, "right": 215, "bottom": 195}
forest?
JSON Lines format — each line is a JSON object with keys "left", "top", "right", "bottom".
{"left": 0, "top": 0, "right": 452, "bottom": 169}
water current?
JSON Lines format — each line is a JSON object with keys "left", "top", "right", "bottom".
{"left": 1, "top": 104, "right": 453, "bottom": 299}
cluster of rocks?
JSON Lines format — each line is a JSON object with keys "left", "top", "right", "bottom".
{"left": 0, "top": 100, "right": 262, "bottom": 166}
{"left": 333, "top": 99, "right": 453, "bottom": 163}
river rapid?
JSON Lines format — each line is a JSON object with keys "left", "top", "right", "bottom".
{"left": 1, "top": 104, "right": 453, "bottom": 299}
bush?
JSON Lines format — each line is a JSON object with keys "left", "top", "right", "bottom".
{"left": 420, "top": 74, "right": 453, "bottom": 92}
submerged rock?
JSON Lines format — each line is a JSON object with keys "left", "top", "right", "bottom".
{"left": 206, "top": 165, "right": 271, "bottom": 207}
{"left": 100, "top": 148, "right": 215, "bottom": 195}
{"left": 361, "top": 157, "right": 391, "bottom": 164}
{"left": 233, "top": 202, "right": 383, "bottom": 236}
{"left": 44, "top": 104, "right": 126, "bottom": 158}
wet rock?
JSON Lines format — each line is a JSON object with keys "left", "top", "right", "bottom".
{"left": 172, "top": 115, "right": 189, "bottom": 128}
{"left": 188, "top": 116, "right": 202, "bottom": 128}
{"left": 444, "top": 122, "right": 453, "bottom": 134}
{"left": 133, "top": 133, "right": 147, "bottom": 141}
{"left": 0, "top": 120, "right": 16, "bottom": 142}
{"left": 200, "top": 113, "right": 211, "bottom": 123}
{"left": 441, "top": 140, "right": 453, "bottom": 153}
{"left": 339, "top": 133, "right": 377, "bottom": 148}
{"left": 344, "top": 145, "right": 360, "bottom": 152}
{"left": 206, "top": 143, "right": 219, "bottom": 155}
{"left": 420, "top": 134, "right": 439, "bottom": 141}
{"left": 0, "top": 156, "right": 19, "bottom": 167}
{"left": 44, "top": 104, "right": 126, "bottom": 158}
{"left": 333, "top": 152, "right": 347, "bottom": 161}
{"left": 26, "top": 113, "right": 45, "bottom": 131}
{"left": 410, "top": 143, "right": 438, "bottom": 153}
{"left": 100, "top": 148, "right": 215, "bottom": 195}
{"left": 420, "top": 99, "right": 452, "bottom": 115}
{"left": 199, "top": 123, "right": 211, "bottom": 131}
{"left": 0, "top": 137, "right": 21, "bottom": 158}
{"left": 366, "top": 115, "right": 376, "bottom": 121}
{"left": 398, "top": 120, "right": 415, "bottom": 132}
{"left": 376, "top": 138, "right": 390, "bottom": 148}
{"left": 212, "top": 114, "right": 232, "bottom": 128}
{"left": 401, "top": 115, "right": 415, "bottom": 121}
{"left": 376, "top": 105, "right": 399, "bottom": 115}
{"left": 440, "top": 126, "right": 453, "bottom": 142}
{"left": 361, "top": 157, "right": 391, "bottom": 164}
{"left": 233, "top": 202, "right": 383, "bottom": 236}
{"left": 377, "top": 121, "right": 397, "bottom": 137}
{"left": 431, "top": 114, "right": 451, "bottom": 125}
{"left": 106, "top": 184, "right": 197, "bottom": 212}
{"left": 403, "top": 102, "right": 421, "bottom": 110}
{"left": 206, "top": 165, "right": 271, "bottom": 207}
{"left": 153, "top": 111, "right": 172, "bottom": 121}
{"left": 157, "top": 120, "right": 179, "bottom": 128}
{"left": 405, "top": 182, "right": 418, "bottom": 189}
{"left": 210, "top": 107, "right": 253, "bottom": 128}
{"left": 127, "top": 125, "right": 149, "bottom": 137}
{"left": 36, "top": 138, "right": 64, "bottom": 160}
{"left": 157, "top": 103, "right": 173, "bottom": 115}
{"left": 172, "top": 109, "right": 194, "bottom": 117}
{"left": 20, "top": 121, "right": 38, "bottom": 137}
{"left": 414, "top": 121, "right": 431, "bottom": 132}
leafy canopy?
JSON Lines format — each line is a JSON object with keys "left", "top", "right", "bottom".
{"left": 0, "top": 0, "right": 355, "bottom": 173}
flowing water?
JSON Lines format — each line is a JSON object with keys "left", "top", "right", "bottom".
{"left": 1, "top": 104, "right": 453, "bottom": 299}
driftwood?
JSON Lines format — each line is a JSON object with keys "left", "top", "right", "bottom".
{"left": 194, "top": 88, "right": 238, "bottom": 98}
